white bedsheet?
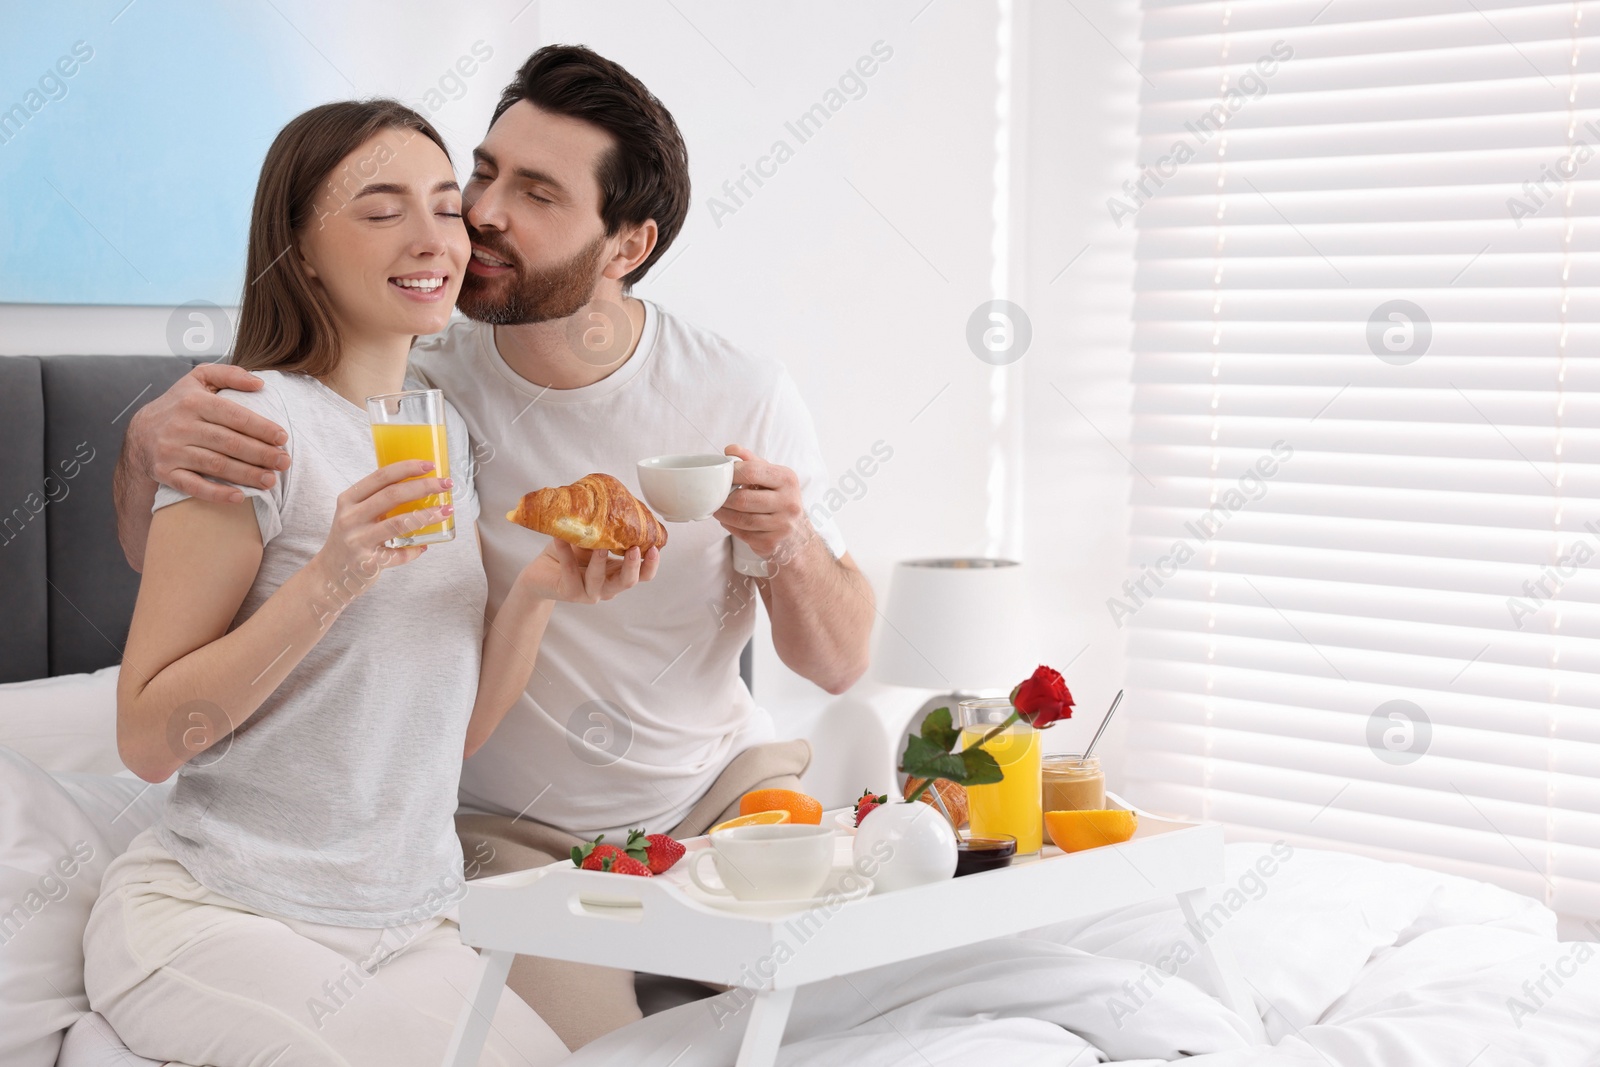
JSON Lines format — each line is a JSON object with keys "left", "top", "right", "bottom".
{"left": 565, "top": 843, "right": 1600, "bottom": 1066}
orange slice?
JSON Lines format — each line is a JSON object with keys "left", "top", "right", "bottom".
{"left": 709, "top": 810, "right": 791, "bottom": 834}
{"left": 738, "top": 788, "right": 823, "bottom": 825}
{"left": 1045, "top": 809, "right": 1139, "bottom": 853}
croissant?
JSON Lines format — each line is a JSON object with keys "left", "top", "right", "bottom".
{"left": 505, "top": 473, "right": 668, "bottom": 554}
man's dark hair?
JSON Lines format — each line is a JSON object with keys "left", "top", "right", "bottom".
{"left": 492, "top": 45, "right": 689, "bottom": 288}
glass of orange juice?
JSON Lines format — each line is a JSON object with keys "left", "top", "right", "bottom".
{"left": 365, "top": 388, "right": 454, "bottom": 547}
{"left": 958, "top": 697, "right": 1043, "bottom": 855}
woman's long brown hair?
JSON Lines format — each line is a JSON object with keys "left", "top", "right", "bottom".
{"left": 232, "top": 100, "right": 451, "bottom": 377}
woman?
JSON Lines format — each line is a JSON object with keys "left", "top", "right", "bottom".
{"left": 83, "top": 100, "right": 655, "bottom": 1066}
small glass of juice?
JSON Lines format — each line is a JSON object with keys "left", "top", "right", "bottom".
{"left": 958, "top": 697, "right": 1043, "bottom": 856}
{"left": 365, "top": 388, "right": 454, "bottom": 547}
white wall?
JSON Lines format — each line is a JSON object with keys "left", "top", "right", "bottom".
{"left": 0, "top": 0, "right": 1137, "bottom": 779}
{"left": 1017, "top": 1, "right": 1140, "bottom": 784}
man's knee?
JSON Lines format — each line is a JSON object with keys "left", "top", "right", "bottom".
{"left": 455, "top": 814, "right": 574, "bottom": 880}
{"left": 505, "top": 954, "right": 641, "bottom": 1051}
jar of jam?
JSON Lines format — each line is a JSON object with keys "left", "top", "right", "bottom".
{"left": 1041, "top": 754, "right": 1104, "bottom": 813}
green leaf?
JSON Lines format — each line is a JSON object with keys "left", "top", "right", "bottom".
{"left": 901, "top": 733, "right": 974, "bottom": 784}
{"left": 918, "top": 707, "right": 960, "bottom": 751}
{"left": 901, "top": 733, "right": 950, "bottom": 771}
{"left": 958, "top": 745, "right": 1005, "bottom": 786}
{"left": 899, "top": 706, "right": 1014, "bottom": 787}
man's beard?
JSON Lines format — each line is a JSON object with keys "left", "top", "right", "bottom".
{"left": 457, "top": 229, "right": 608, "bottom": 326}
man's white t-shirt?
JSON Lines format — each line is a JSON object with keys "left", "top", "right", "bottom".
{"left": 410, "top": 301, "right": 846, "bottom": 840}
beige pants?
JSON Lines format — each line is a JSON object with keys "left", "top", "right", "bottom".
{"left": 455, "top": 738, "right": 812, "bottom": 1052}
{"left": 83, "top": 829, "right": 568, "bottom": 1067}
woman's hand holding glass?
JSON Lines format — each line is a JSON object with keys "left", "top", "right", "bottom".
{"left": 311, "top": 459, "right": 454, "bottom": 596}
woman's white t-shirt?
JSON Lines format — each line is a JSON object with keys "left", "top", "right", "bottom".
{"left": 152, "top": 370, "right": 487, "bottom": 927}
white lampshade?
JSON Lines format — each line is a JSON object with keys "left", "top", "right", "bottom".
{"left": 873, "top": 558, "right": 1036, "bottom": 692}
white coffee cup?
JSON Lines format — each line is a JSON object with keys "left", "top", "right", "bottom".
{"left": 636, "top": 453, "right": 736, "bottom": 522}
{"left": 689, "top": 824, "right": 835, "bottom": 901}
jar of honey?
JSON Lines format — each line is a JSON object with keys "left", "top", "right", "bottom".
{"left": 1041, "top": 754, "right": 1104, "bottom": 813}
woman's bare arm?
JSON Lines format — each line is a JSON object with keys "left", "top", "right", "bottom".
{"left": 462, "top": 532, "right": 659, "bottom": 758}
{"left": 119, "top": 498, "right": 338, "bottom": 781}
{"left": 118, "top": 461, "right": 450, "bottom": 782}
{"left": 463, "top": 573, "right": 555, "bottom": 759}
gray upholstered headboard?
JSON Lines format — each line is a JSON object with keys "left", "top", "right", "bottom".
{"left": 0, "top": 352, "right": 755, "bottom": 691}
{"left": 0, "top": 355, "right": 204, "bottom": 683}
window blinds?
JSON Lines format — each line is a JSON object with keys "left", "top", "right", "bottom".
{"left": 1121, "top": 0, "right": 1600, "bottom": 923}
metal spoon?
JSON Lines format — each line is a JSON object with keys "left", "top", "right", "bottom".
{"left": 1081, "top": 689, "right": 1124, "bottom": 762}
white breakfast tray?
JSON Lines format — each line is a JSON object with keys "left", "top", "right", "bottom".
{"left": 443, "top": 792, "right": 1265, "bottom": 1066}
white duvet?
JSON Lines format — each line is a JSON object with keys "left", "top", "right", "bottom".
{"left": 565, "top": 843, "right": 1600, "bottom": 1067}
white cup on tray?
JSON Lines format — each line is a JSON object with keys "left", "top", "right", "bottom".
{"left": 689, "top": 824, "right": 835, "bottom": 901}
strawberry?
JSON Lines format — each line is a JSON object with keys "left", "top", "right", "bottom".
{"left": 579, "top": 847, "right": 623, "bottom": 871}
{"left": 626, "top": 829, "right": 685, "bottom": 875}
{"left": 599, "top": 853, "right": 653, "bottom": 877}
{"left": 578, "top": 845, "right": 625, "bottom": 871}
{"left": 571, "top": 834, "right": 628, "bottom": 871}
{"left": 855, "top": 788, "right": 889, "bottom": 827}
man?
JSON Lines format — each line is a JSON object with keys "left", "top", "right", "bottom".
{"left": 112, "top": 45, "right": 875, "bottom": 1049}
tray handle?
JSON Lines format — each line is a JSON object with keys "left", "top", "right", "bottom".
{"left": 1105, "top": 790, "right": 1158, "bottom": 819}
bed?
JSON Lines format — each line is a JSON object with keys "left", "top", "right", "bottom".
{"left": 2, "top": 354, "right": 1597, "bottom": 1067}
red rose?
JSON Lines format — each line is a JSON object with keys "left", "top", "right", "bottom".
{"left": 1010, "top": 665, "right": 1073, "bottom": 728}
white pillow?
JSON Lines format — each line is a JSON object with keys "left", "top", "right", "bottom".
{"left": 52, "top": 771, "right": 171, "bottom": 860}
{"left": 0, "top": 667, "right": 123, "bottom": 776}
{"left": 0, "top": 747, "right": 119, "bottom": 1067}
